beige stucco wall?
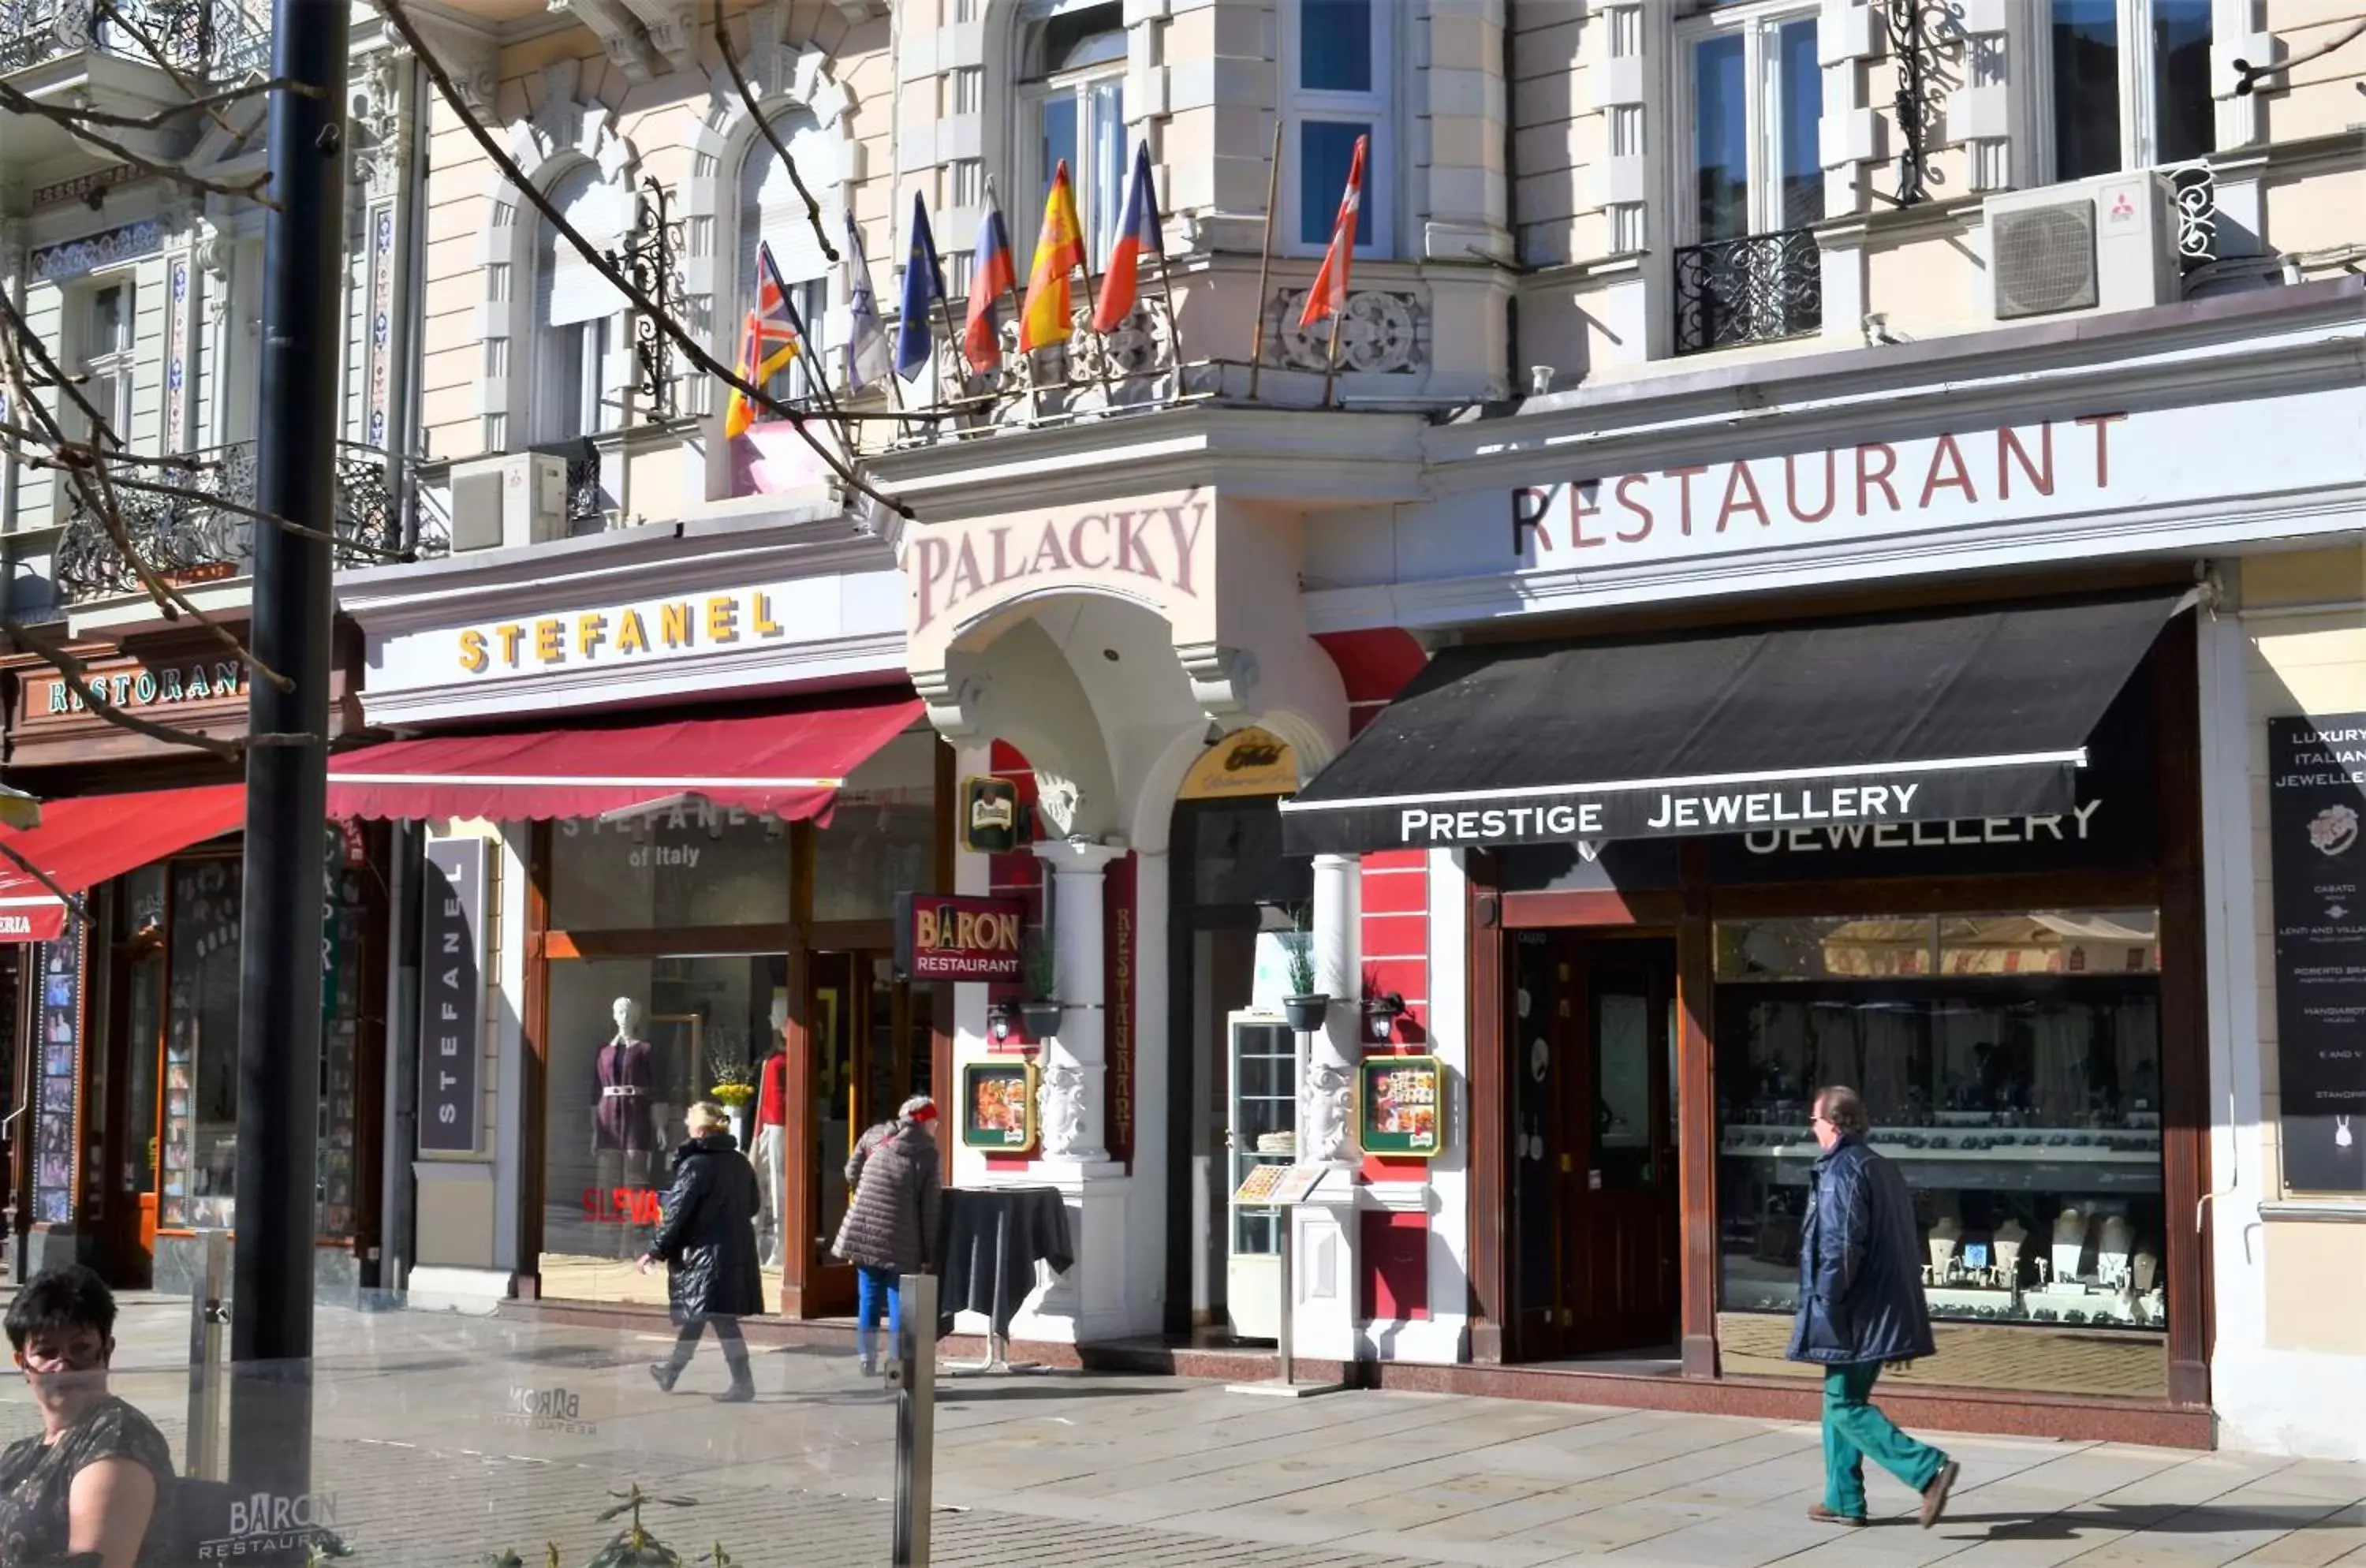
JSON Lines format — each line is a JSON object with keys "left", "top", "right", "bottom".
{"left": 2240, "top": 543, "right": 2366, "bottom": 1357}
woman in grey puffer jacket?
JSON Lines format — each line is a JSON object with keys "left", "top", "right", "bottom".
{"left": 832, "top": 1095, "right": 943, "bottom": 1374}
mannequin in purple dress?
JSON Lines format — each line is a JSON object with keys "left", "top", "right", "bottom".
{"left": 595, "top": 998, "right": 667, "bottom": 1256}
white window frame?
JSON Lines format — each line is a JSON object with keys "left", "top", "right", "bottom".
{"left": 1670, "top": 0, "right": 1822, "bottom": 250}
{"left": 72, "top": 274, "right": 138, "bottom": 447}
{"left": 1280, "top": 0, "right": 1394, "bottom": 260}
{"left": 1014, "top": 2, "right": 1130, "bottom": 268}
{"left": 2028, "top": 0, "right": 2219, "bottom": 184}
{"left": 532, "top": 166, "right": 625, "bottom": 447}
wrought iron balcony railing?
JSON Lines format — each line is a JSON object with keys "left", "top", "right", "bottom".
{"left": 0, "top": 0, "right": 269, "bottom": 80}
{"left": 52, "top": 440, "right": 435, "bottom": 606}
{"left": 1673, "top": 227, "right": 1823, "bottom": 356}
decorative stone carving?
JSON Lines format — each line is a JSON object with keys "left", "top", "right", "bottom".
{"left": 1265, "top": 289, "right": 1424, "bottom": 375}
{"left": 1301, "top": 1060, "right": 1353, "bottom": 1164}
{"left": 1039, "top": 1062, "right": 1087, "bottom": 1159}
{"left": 554, "top": 0, "right": 659, "bottom": 83}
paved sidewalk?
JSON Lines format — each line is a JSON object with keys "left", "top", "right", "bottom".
{"left": 24, "top": 1296, "right": 2364, "bottom": 1566}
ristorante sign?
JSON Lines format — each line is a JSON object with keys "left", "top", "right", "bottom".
{"left": 1510, "top": 413, "right": 2129, "bottom": 569}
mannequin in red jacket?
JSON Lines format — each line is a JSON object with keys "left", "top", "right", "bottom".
{"left": 752, "top": 995, "right": 790, "bottom": 1269}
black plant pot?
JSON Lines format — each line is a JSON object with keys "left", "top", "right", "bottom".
{"left": 1021, "top": 1001, "right": 1065, "bottom": 1038}
{"left": 1282, "top": 994, "right": 1330, "bottom": 1032}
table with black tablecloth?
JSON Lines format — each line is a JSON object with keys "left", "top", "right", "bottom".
{"left": 934, "top": 1185, "right": 1073, "bottom": 1342}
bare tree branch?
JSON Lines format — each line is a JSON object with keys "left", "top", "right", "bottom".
{"left": 0, "top": 73, "right": 312, "bottom": 134}
{"left": 713, "top": 0, "right": 836, "bottom": 266}
{"left": 28, "top": 463, "right": 417, "bottom": 563}
{"left": 375, "top": 0, "right": 917, "bottom": 517}
{"left": 2, "top": 618, "right": 244, "bottom": 760}
{"left": 0, "top": 81, "right": 276, "bottom": 206}
{"left": 0, "top": 292, "right": 297, "bottom": 692}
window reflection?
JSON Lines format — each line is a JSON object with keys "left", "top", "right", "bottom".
{"left": 1715, "top": 910, "right": 2168, "bottom": 1398}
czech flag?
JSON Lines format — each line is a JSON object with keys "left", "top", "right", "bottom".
{"left": 1092, "top": 143, "right": 1162, "bottom": 334}
{"left": 724, "top": 241, "right": 802, "bottom": 439}
{"left": 896, "top": 192, "right": 946, "bottom": 383}
{"left": 1019, "top": 159, "right": 1086, "bottom": 353}
{"left": 961, "top": 184, "right": 1017, "bottom": 375}
{"left": 1297, "top": 133, "right": 1368, "bottom": 330}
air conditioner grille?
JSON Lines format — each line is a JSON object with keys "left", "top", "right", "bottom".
{"left": 1994, "top": 200, "right": 2098, "bottom": 319}
{"left": 450, "top": 465, "right": 506, "bottom": 553}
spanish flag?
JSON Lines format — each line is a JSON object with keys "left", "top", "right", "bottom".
{"left": 723, "top": 242, "right": 802, "bottom": 439}
{"left": 1019, "top": 160, "right": 1086, "bottom": 353}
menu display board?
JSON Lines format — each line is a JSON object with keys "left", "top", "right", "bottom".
{"left": 32, "top": 928, "right": 83, "bottom": 1224}
{"left": 961, "top": 1060, "right": 1038, "bottom": 1153}
{"left": 1357, "top": 1055, "right": 1445, "bottom": 1159}
{"left": 2268, "top": 714, "right": 2366, "bottom": 1193}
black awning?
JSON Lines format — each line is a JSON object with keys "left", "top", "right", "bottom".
{"left": 1279, "top": 592, "right": 2187, "bottom": 856}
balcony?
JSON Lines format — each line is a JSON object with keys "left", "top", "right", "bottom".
{"left": 1673, "top": 227, "right": 1823, "bottom": 356}
{"left": 0, "top": 0, "right": 268, "bottom": 79}
{"left": 52, "top": 440, "right": 438, "bottom": 608}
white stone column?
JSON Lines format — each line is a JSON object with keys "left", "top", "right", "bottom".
{"left": 1033, "top": 838, "right": 1125, "bottom": 1164}
{"left": 1295, "top": 851, "right": 1364, "bottom": 1365}
{"left": 1304, "top": 852, "right": 1361, "bottom": 1165}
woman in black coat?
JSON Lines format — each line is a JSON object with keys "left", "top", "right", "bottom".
{"left": 638, "top": 1102, "right": 763, "bottom": 1402}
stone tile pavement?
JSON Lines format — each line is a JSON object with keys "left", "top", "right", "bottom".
{"left": 11, "top": 1293, "right": 2361, "bottom": 1566}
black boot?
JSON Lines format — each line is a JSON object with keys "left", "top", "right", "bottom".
{"left": 648, "top": 1360, "right": 682, "bottom": 1394}
{"left": 714, "top": 1342, "right": 755, "bottom": 1403}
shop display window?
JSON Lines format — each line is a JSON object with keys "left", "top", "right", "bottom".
{"left": 152, "top": 854, "right": 367, "bottom": 1238}
{"left": 539, "top": 953, "right": 788, "bottom": 1308}
{"left": 812, "top": 731, "right": 938, "bottom": 924}
{"left": 1714, "top": 910, "right": 2166, "bottom": 1397}
{"left": 547, "top": 805, "right": 791, "bottom": 931}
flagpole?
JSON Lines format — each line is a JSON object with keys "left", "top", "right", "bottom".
{"left": 1319, "top": 303, "right": 1345, "bottom": 409}
{"left": 1073, "top": 227, "right": 1117, "bottom": 409}
{"left": 1247, "top": 115, "right": 1283, "bottom": 402}
{"left": 933, "top": 289, "right": 968, "bottom": 427}
{"left": 1151, "top": 253, "right": 1186, "bottom": 395}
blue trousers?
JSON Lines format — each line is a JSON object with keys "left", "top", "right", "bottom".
{"left": 856, "top": 1265, "right": 901, "bottom": 1364}
{"left": 1823, "top": 1362, "right": 1948, "bottom": 1517}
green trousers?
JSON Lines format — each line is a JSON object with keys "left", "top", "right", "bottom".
{"left": 1823, "top": 1362, "right": 1948, "bottom": 1517}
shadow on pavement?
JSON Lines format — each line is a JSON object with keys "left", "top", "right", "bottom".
{"left": 1938, "top": 1500, "right": 2360, "bottom": 1540}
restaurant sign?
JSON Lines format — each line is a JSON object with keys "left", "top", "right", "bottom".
{"left": 895, "top": 893, "right": 1026, "bottom": 981}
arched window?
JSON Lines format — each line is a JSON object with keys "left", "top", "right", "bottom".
{"left": 535, "top": 164, "right": 627, "bottom": 442}
{"left": 735, "top": 110, "right": 838, "bottom": 406}
{"left": 1017, "top": 0, "right": 1128, "bottom": 265}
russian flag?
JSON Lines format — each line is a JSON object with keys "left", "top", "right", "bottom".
{"left": 1092, "top": 143, "right": 1162, "bottom": 334}
{"left": 962, "top": 183, "right": 1017, "bottom": 374}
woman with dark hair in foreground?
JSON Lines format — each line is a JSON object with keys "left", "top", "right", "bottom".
{"left": 0, "top": 1267, "right": 172, "bottom": 1566}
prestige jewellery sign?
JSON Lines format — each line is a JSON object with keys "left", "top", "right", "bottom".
{"left": 1281, "top": 763, "right": 2077, "bottom": 853}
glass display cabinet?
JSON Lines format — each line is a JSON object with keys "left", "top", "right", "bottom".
{"left": 1225, "top": 1011, "right": 1297, "bottom": 1342}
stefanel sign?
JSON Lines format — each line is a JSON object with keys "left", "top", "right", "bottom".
{"left": 895, "top": 893, "right": 1026, "bottom": 981}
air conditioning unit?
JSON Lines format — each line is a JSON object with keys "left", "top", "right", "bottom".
{"left": 448, "top": 452, "right": 568, "bottom": 553}
{"left": 1986, "top": 171, "right": 2181, "bottom": 323}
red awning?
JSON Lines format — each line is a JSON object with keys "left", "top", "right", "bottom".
{"left": 0, "top": 784, "right": 247, "bottom": 943}
{"left": 325, "top": 696, "right": 927, "bottom": 823}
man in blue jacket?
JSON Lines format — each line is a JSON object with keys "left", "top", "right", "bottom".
{"left": 1790, "top": 1085, "right": 1959, "bottom": 1529}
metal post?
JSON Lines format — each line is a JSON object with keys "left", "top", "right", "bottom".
{"left": 231, "top": 0, "right": 349, "bottom": 1496}
{"left": 890, "top": 1271, "right": 938, "bottom": 1567}
{"left": 184, "top": 1230, "right": 231, "bottom": 1481}
{"left": 1276, "top": 1209, "right": 1295, "bottom": 1388}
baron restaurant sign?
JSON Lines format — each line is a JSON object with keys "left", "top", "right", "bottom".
{"left": 895, "top": 893, "right": 1025, "bottom": 981}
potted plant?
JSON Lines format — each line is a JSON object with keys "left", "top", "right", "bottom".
{"left": 1281, "top": 917, "right": 1327, "bottom": 1032}
{"left": 706, "top": 1043, "right": 756, "bottom": 1146}
{"left": 1019, "top": 930, "right": 1063, "bottom": 1039}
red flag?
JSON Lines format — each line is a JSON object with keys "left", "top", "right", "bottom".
{"left": 1093, "top": 143, "right": 1163, "bottom": 333}
{"left": 962, "top": 185, "right": 1018, "bottom": 374}
{"left": 1297, "top": 134, "right": 1368, "bottom": 331}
